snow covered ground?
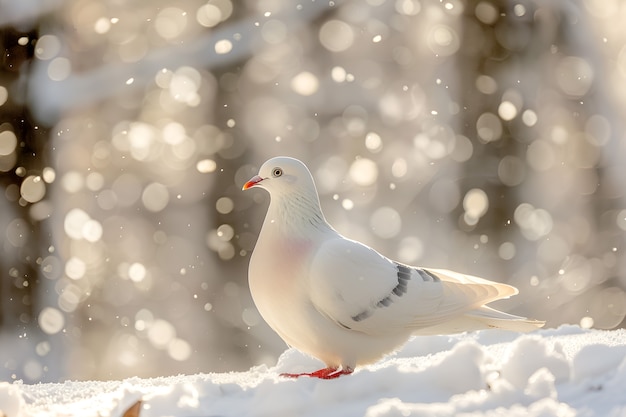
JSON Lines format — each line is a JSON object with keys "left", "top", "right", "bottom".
{"left": 2, "top": 325, "right": 626, "bottom": 417}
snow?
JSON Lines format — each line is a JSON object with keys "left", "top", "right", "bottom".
{"left": 2, "top": 326, "right": 625, "bottom": 417}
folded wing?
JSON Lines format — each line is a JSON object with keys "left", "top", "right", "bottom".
{"left": 308, "top": 238, "right": 527, "bottom": 336}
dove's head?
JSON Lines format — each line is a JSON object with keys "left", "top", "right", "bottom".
{"left": 243, "top": 157, "right": 332, "bottom": 232}
{"left": 242, "top": 157, "right": 317, "bottom": 197}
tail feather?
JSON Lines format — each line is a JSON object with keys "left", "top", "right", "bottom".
{"left": 466, "top": 306, "right": 545, "bottom": 331}
{"left": 414, "top": 306, "right": 544, "bottom": 335}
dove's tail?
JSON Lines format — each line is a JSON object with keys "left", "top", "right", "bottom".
{"left": 464, "top": 306, "right": 545, "bottom": 332}
{"left": 414, "top": 306, "right": 545, "bottom": 335}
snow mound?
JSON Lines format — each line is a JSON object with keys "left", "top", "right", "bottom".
{"left": 3, "top": 326, "right": 626, "bottom": 417}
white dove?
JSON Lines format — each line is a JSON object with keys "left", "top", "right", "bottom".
{"left": 242, "top": 156, "right": 543, "bottom": 379}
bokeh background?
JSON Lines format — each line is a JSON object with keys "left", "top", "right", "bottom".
{"left": 1, "top": 0, "right": 626, "bottom": 382}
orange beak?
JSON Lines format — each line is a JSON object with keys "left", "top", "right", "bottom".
{"left": 242, "top": 175, "right": 263, "bottom": 190}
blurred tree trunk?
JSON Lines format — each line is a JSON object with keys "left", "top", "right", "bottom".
{"left": 457, "top": 0, "right": 533, "bottom": 275}
{"left": 1, "top": 26, "right": 64, "bottom": 381}
{"left": 0, "top": 27, "right": 43, "bottom": 328}
{"left": 458, "top": 0, "right": 626, "bottom": 327}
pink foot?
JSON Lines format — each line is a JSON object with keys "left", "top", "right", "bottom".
{"left": 280, "top": 367, "right": 353, "bottom": 379}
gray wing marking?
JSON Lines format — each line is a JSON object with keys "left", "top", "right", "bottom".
{"left": 417, "top": 268, "right": 441, "bottom": 283}
{"left": 350, "top": 263, "right": 439, "bottom": 322}
{"left": 351, "top": 310, "right": 373, "bottom": 322}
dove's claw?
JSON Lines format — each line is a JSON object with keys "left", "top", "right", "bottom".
{"left": 280, "top": 367, "right": 353, "bottom": 379}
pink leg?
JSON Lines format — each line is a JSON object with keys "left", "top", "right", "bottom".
{"left": 280, "top": 367, "right": 353, "bottom": 379}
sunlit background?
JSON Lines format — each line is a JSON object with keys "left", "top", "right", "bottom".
{"left": 1, "top": 0, "right": 626, "bottom": 382}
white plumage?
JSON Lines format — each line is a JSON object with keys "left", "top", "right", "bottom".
{"left": 243, "top": 156, "right": 543, "bottom": 379}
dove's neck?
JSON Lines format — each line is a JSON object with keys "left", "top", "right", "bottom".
{"left": 264, "top": 191, "right": 334, "bottom": 239}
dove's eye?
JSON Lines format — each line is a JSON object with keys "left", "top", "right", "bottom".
{"left": 272, "top": 168, "right": 283, "bottom": 178}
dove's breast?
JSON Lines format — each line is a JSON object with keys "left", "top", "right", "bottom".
{"left": 248, "top": 230, "right": 317, "bottom": 340}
